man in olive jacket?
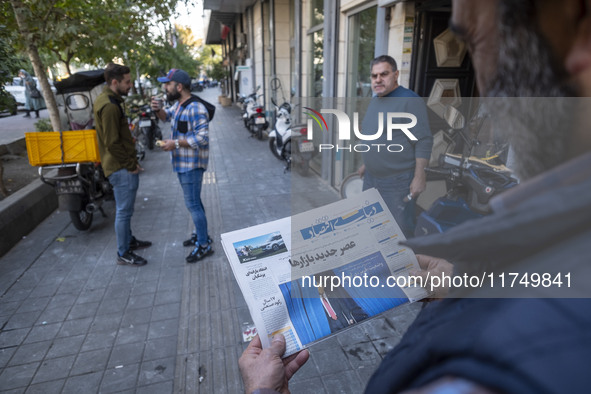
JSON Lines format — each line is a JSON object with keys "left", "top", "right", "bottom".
{"left": 94, "top": 63, "right": 151, "bottom": 266}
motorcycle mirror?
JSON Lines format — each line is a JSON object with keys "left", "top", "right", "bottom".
{"left": 291, "top": 88, "right": 296, "bottom": 97}
{"left": 444, "top": 106, "right": 465, "bottom": 130}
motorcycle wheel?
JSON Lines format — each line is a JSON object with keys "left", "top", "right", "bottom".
{"left": 141, "top": 128, "right": 154, "bottom": 150}
{"left": 268, "top": 138, "right": 282, "bottom": 160}
{"left": 282, "top": 140, "right": 291, "bottom": 162}
{"left": 69, "top": 209, "right": 93, "bottom": 231}
{"left": 138, "top": 131, "right": 148, "bottom": 150}
{"left": 256, "top": 125, "right": 263, "bottom": 140}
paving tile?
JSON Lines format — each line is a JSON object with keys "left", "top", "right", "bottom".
{"left": 122, "top": 307, "right": 152, "bottom": 326}
{"left": 75, "top": 287, "right": 106, "bottom": 304}
{"left": 290, "top": 376, "right": 327, "bottom": 393}
{"left": 15, "top": 296, "right": 51, "bottom": 314}
{"left": 31, "top": 355, "right": 75, "bottom": 384}
{"left": 3, "top": 310, "right": 43, "bottom": 330}
{"left": 137, "top": 357, "right": 175, "bottom": 386}
{"left": 108, "top": 342, "right": 145, "bottom": 368}
{"left": 130, "top": 280, "right": 158, "bottom": 296}
{"left": 97, "top": 297, "right": 127, "bottom": 315}
{"left": 81, "top": 330, "right": 117, "bottom": 352}
{"left": 310, "top": 346, "right": 352, "bottom": 376}
{"left": 23, "top": 322, "right": 61, "bottom": 344}
{"left": 45, "top": 294, "right": 78, "bottom": 310}
{"left": 150, "top": 303, "right": 180, "bottom": 322}
{"left": 362, "top": 316, "right": 399, "bottom": 341}
{"left": 56, "top": 279, "right": 86, "bottom": 295}
{"left": 154, "top": 289, "right": 181, "bottom": 305}
{"left": 61, "top": 371, "right": 102, "bottom": 394}
{"left": 100, "top": 363, "right": 140, "bottom": 393}
{"left": 127, "top": 293, "right": 155, "bottom": 310}
{"left": 147, "top": 318, "right": 179, "bottom": 340}
{"left": 143, "top": 336, "right": 177, "bottom": 361}
{"left": 136, "top": 380, "right": 173, "bottom": 394}
{"left": 8, "top": 340, "right": 52, "bottom": 366}
{"left": 0, "top": 346, "right": 17, "bottom": 368}
{"left": 0, "top": 361, "right": 39, "bottom": 390}
{"left": 115, "top": 323, "right": 149, "bottom": 345}
{"left": 25, "top": 378, "right": 65, "bottom": 394}
{"left": 89, "top": 313, "right": 122, "bottom": 333}
{"left": 45, "top": 335, "right": 85, "bottom": 359}
{"left": 56, "top": 317, "right": 93, "bottom": 338}
{"left": 67, "top": 301, "right": 100, "bottom": 320}
{"left": 0, "top": 300, "right": 21, "bottom": 317}
{"left": 70, "top": 348, "right": 110, "bottom": 376}
{"left": 36, "top": 306, "right": 70, "bottom": 325}
{"left": 342, "top": 340, "right": 382, "bottom": 368}
{"left": 322, "top": 370, "right": 364, "bottom": 394}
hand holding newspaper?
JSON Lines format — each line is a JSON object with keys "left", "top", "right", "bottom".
{"left": 221, "top": 188, "right": 430, "bottom": 357}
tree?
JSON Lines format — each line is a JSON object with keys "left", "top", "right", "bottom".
{"left": 5, "top": 0, "right": 185, "bottom": 131}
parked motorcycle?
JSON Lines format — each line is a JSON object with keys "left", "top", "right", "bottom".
{"left": 268, "top": 98, "right": 293, "bottom": 163}
{"left": 415, "top": 106, "right": 518, "bottom": 236}
{"left": 137, "top": 104, "right": 161, "bottom": 150}
{"left": 238, "top": 86, "right": 268, "bottom": 139}
{"left": 30, "top": 69, "right": 114, "bottom": 231}
{"left": 40, "top": 163, "right": 113, "bottom": 231}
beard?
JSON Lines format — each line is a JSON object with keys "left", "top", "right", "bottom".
{"left": 167, "top": 89, "right": 181, "bottom": 102}
{"left": 484, "top": 0, "right": 577, "bottom": 180}
{"left": 116, "top": 86, "right": 129, "bottom": 97}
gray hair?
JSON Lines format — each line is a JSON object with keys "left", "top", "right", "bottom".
{"left": 370, "top": 55, "right": 397, "bottom": 72}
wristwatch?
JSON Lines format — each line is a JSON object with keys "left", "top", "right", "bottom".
{"left": 174, "top": 139, "right": 180, "bottom": 149}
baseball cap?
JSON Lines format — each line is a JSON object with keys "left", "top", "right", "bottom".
{"left": 157, "top": 69, "right": 191, "bottom": 86}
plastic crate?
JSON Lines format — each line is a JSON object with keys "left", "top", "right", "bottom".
{"left": 25, "top": 129, "right": 100, "bottom": 166}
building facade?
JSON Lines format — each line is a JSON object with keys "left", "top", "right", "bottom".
{"left": 204, "top": 0, "right": 476, "bottom": 191}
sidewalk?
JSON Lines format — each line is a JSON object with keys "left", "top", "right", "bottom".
{"left": 0, "top": 88, "right": 420, "bottom": 393}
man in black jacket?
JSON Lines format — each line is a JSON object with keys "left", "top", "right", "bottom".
{"left": 238, "top": 0, "right": 591, "bottom": 392}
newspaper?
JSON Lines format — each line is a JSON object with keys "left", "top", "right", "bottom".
{"left": 221, "top": 188, "right": 429, "bottom": 356}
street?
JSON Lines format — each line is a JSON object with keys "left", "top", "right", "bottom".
{"left": 0, "top": 88, "right": 420, "bottom": 393}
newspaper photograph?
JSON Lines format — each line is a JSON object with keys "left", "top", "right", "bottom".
{"left": 221, "top": 188, "right": 429, "bottom": 357}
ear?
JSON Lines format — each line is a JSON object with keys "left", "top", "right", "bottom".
{"left": 565, "top": 1, "right": 591, "bottom": 75}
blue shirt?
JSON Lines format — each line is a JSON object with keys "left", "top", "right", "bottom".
{"left": 164, "top": 99, "right": 209, "bottom": 173}
{"left": 361, "top": 86, "right": 433, "bottom": 177}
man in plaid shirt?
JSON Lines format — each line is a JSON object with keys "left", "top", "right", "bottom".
{"left": 152, "top": 69, "right": 213, "bottom": 263}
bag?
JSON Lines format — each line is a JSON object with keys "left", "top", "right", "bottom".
{"left": 181, "top": 94, "right": 216, "bottom": 121}
{"left": 30, "top": 87, "right": 41, "bottom": 99}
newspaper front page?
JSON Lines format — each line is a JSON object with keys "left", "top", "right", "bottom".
{"left": 221, "top": 188, "right": 429, "bottom": 356}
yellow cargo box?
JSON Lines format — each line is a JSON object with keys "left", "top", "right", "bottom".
{"left": 25, "top": 129, "right": 100, "bottom": 166}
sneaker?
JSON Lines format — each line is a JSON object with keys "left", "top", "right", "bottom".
{"left": 186, "top": 244, "right": 214, "bottom": 263}
{"left": 129, "top": 236, "right": 152, "bottom": 250}
{"left": 117, "top": 250, "right": 147, "bottom": 266}
{"left": 183, "top": 234, "right": 213, "bottom": 247}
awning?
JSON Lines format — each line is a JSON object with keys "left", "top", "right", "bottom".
{"left": 203, "top": 0, "right": 255, "bottom": 44}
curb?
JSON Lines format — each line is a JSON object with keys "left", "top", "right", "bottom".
{"left": 0, "top": 174, "right": 57, "bottom": 258}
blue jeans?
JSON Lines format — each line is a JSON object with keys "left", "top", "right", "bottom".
{"left": 363, "top": 169, "right": 416, "bottom": 239}
{"left": 108, "top": 169, "right": 139, "bottom": 256}
{"left": 177, "top": 168, "right": 209, "bottom": 246}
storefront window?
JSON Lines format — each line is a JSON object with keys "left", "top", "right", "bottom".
{"left": 311, "top": 30, "right": 324, "bottom": 97}
{"left": 347, "top": 6, "right": 377, "bottom": 98}
{"left": 341, "top": 6, "right": 377, "bottom": 181}
{"left": 311, "top": 0, "right": 324, "bottom": 27}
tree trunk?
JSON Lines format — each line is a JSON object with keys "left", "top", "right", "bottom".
{"left": 10, "top": 0, "right": 62, "bottom": 132}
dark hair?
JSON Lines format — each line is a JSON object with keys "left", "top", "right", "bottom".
{"left": 370, "top": 55, "right": 397, "bottom": 72}
{"left": 104, "top": 63, "right": 130, "bottom": 84}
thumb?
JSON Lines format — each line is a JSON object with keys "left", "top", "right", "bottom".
{"left": 268, "top": 334, "right": 286, "bottom": 358}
